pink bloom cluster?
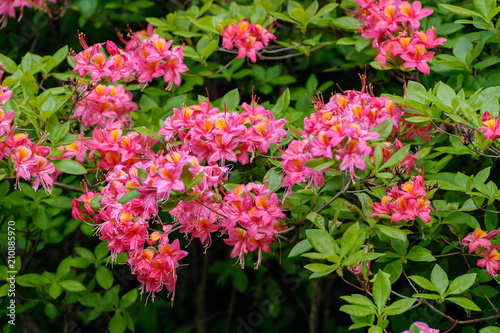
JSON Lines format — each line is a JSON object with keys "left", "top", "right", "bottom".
{"left": 72, "top": 84, "right": 138, "bottom": 128}
{"left": 221, "top": 19, "right": 276, "bottom": 62}
{"left": 462, "top": 228, "right": 500, "bottom": 277}
{"left": 478, "top": 111, "right": 500, "bottom": 141}
{"left": 403, "top": 321, "right": 439, "bottom": 333}
{"left": 71, "top": 27, "right": 188, "bottom": 89}
{"left": 0, "top": 70, "right": 57, "bottom": 193}
{"left": 371, "top": 174, "right": 431, "bottom": 223}
{"left": 84, "top": 122, "right": 158, "bottom": 171}
{"left": 220, "top": 184, "right": 286, "bottom": 267}
{"left": 281, "top": 80, "right": 424, "bottom": 192}
{"left": 0, "top": 0, "right": 55, "bottom": 28}
{"left": 353, "top": 0, "right": 446, "bottom": 74}
{"left": 158, "top": 97, "right": 287, "bottom": 165}
{"left": 70, "top": 94, "right": 289, "bottom": 298}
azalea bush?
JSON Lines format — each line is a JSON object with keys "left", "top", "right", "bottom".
{"left": 0, "top": 0, "right": 500, "bottom": 332}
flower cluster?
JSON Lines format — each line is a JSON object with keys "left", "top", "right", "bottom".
{"left": 0, "top": 0, "right": 55, "bottom": 28}
{"left": 0, "top": 70, "right": 57, "bottom": 193}
{"left": 462, "top": 228, "right": 500, "bottom": 277}
{"left": 220, "top": 183, "right": 286, "bottom": 268}
{"left": 84, "top": 122, "right": 158, "bottom": 171}
{"left": 478, "top": 111, "right": 500, "bottom": 141}
{"left": 158, "top": 97, "right": 287, "bottom": 165}
{"left": 352, "top": 0, "right": 446, "bottom": 74}
{"left": 71, "top": 27, "right": 188, "bottom": 89}
{"left": 220, "top": 19, "right": 276, "bottom": 62}
{"left": 70, "top": 94, "right": 288, "bottom": 299}
{"left": 281, "top": 78, "right": 425, "bottom": 192}
{"left": 73, "top": 84, "right": 138, "bottom": 128}
{"left": 371, "top": 174, "right": 431, "bottom": 223}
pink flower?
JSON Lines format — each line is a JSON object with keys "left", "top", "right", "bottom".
{"left": 414, "top": 28, "right": 446, "bottom": 48}
{"left": 397, "top": 1, "right": 433, "bottom": 30}
{"left": 403, "top": 321, "right": 439, "bottom": 333}
{"left": 478, "top": 111, "right": 500, "bottom": 140}
{"left": 477, "top": 247, "right": 500, "bottom": 276}
{"left": 401, "top": 43, "right": 434, "bottom": 74}
{"left": 234, "top": 36, "right": 264, "bottom": 62}
{"left": 462, "top": 228, "right": 500, "bottom": 253}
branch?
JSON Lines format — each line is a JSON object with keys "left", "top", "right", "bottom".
{"left": 297, "top": 179, "right": 352, "bottom": 225}
{"left": 422, "top": 300, "right": 500, "bottom": 324}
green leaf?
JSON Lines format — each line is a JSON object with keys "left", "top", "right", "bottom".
{"left": 369, "top": 326, "right": 384, "bottom": 333}
{"left": 442, "top": 212, "right": 480, "bottom": 229}
{"left": 453, "top": 37, "right": 473, "bottom": 66}
{"left": 53, "top": 45, "right": 69, "bottom": 66}
{"left": 341, "top": 294, "right": 377, "bottom": 309}
{"left": 52, "top": 159, "right": 87, "bottom": 175}
{"left": 412, "top": 293, "right": 441, "bottom": 300}
{"left": 373, "top": 270, "right": 391, "bottom": 312}
{"left": 439, "top": 4, "right": 485, "bottom": 18}
{"left": 331, "top": 17, "right": 361, "bottom": 30}
{"left": 95, "top": 242, "right": 110, "bottom": 261}
{"left": 376, "top": 225, "right": 407, "bottom": 242}
{"left": 290, "top": 8, "right": 307, "bottom": 23}
{"left": 431, "top": 264, "right": 449, "bottom": 296}
{"left": 446, "top": 297, "right": 481, "bottom": 311}
{"left": 16, "top": 274, "right": 50, "bottom": 287}
{"left": 307, "top": 212, "right": 326, "bottom": 231}
{"left": 382, "top": 298, "right": 416, "bottom": 316}
{"left": 406, "top": 246, "right": 435, "bottom": 262}
{"left": 133, "top": 126, "right": 163, "bottom": 139}
{"left": 480, "top": 327, "right": 500, "bottom": 333}
{"left": 109, "top": 311, "right": 127, "bottom": 333}
{"left": 120, "top": 289, "right": 138, "bottom": 309}
{"left": 33, "top": 206, "right": 49, "bottom": 230}
{"left": 49, "top": 283, "right": 63, "bottom": 299}
{"left": 340, "top": 305, "right": 377, "bottom": 316}
{"left": 408, "top": 275, "right": 438, "bottom": 292}
{"left": 380, "top": 145, "right": 410, "bottom": 170}
{"left": 474, "top": 0, "right": 495, "bottom": 18}
{"left": 221, "top": 88, "right": 240, "bottom": 112}
{"left": 56, "top": 257, "right": 71, "bottom": 279}
{"left": 42, "top": 197, "right": 73, "bottom": 209}
{"left": 313, "top": 160, "right": 336, "bottom": 172}
{"left": 304, "top": 157, "right": 330, "bottom": 168}
{"left": 313, "top": 3, "right": 338, "bottom": 20}
{"left": 304, "top": 263, "right": 336, "bottom": 275}
{"left": 447, "top": 273, "right": 476, "bottom": 295}
{"left": 0, "top": 54, "right": 18, "bottom": 73}
{"left": 200, "top": 40, "right": 218, "bottom": 59}
{"left": 305, "top": 229, "right": 337, "bottom": 256}
{"left": 59, "top": 280, "right": 86, "bottom": 292}
{"left": 474, "top": 56, "right": 500, "bottom": 69}
{"left": 373, "top": 146, "right": 383, "bottom": 169}
{"left": 75, "top": 247, "right": 96, "bottom": 261}
{"left": 271, "top": 88, "right": 290, "bottom": 116}
{"left": 69, "top": 257, "right": 91, "bottom": 269}
{"left": 186, "top": 171, "right": 206, "bottom": 190}
{"left": 485, "top": 205, "right": 498, "bottom": 230}
{"left": 370, "top": 118, "right": 394, "bottom": 142}
{"left": 90, "top": 194, "right": 103, "bottom": 210}
{"left": 44, "top": 302, "right": 58, "bottom": 320}
{"left": 118, "top": 190, "right": 142, "bottom": 204}
{"left": 80, "top": 0, "right": 98, "bottom": 19}
{"left": 96, "top": 266, "right": 114, "bottom": 289}
{"left": 340, "top": 222, "right": 360, "bottom": 258}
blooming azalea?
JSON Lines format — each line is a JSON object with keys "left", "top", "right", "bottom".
{"left": 478, "top": 111, "right": 500, "bottom": 140}
{"left": 462, "top": 228, "right": 500, "bottom": 253}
